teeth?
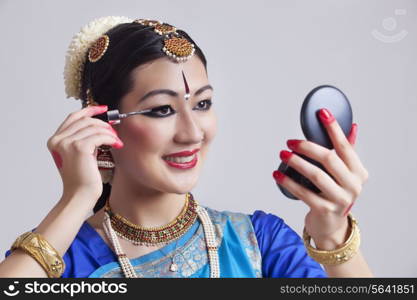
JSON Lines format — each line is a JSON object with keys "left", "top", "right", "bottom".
{"left": 164, "top": 154, "right": 195, "bottom": 163}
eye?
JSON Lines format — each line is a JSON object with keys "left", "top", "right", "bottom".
{"left": 193, "top": 99, "right": 212, "bottom": 111}
{"left": 143, "top": 105, "right": 175, "bottom": 118}
{"left": 141, "top": 99, "right": 212, "bottom": 118}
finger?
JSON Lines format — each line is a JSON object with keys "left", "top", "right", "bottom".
{"left": 287, "top": 140, "right": 362, "bottom": 194}
{"left": 318, "top": 108, "right": 363, "bottom": 174}
{"left": 347, "top": 123, "right": 358, "bottom": 146}
{"left": 55, "top": 105, "right": 108, "bottom": 134}
{"left": 65, "top": 132, "right": 123, "bottom": 155}
{"left": 273, "top": 170, "right": 337, "bottom": 213}
{"left": 279, "top": 150, "right": 350, "bottom": 207}
{"left": 342, "top": 202, "right": 354, "bottom": 217}
{"left": 50, "top": 131, "right": 122, "bottom": 173}
{"left": 56, "top": 117, "right": 115, "bottom": 141}
{"left": 65, "top": 125, "right": 119, "bottom": 143}
{"left": 51, "top": 150, "right": 63, "bottom": 170}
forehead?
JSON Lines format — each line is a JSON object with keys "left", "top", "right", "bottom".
{"left": 130, "top": 55, "right": 208, "bottom": 93}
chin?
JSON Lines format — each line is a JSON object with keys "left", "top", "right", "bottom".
{"left": 166, "top": 177, "right": 199, "bottom": 194}
{"left": 146, "top": 152, "right": 205, "bottom": 193}
{"left": 156, "top": 172, "right": 199, "bottom": 194}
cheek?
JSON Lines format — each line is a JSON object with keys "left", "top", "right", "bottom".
{"left": 122, "top": 121, "right": 171, "bottom": 154}
{"left": 201, "top": 112, "right": 217, "bottom": 143}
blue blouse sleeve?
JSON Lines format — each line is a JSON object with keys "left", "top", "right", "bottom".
{"left": 249, "top": 210, "right": 327, "bottom": 278}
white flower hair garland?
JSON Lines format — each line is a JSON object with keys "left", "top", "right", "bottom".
{"left": 63, "top": 16, "right": 133, "bottom": 100}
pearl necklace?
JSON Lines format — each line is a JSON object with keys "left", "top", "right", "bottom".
{"left": 102, "top": 200, "right": 220, "bottom": 278}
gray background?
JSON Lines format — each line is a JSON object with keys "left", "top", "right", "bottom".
{"left": 1, "top": 0, "right": 416, "bottom": 277}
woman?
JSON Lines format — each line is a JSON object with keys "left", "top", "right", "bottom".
{"left": 0, "top": 16, "right": 372, "bottom": 278}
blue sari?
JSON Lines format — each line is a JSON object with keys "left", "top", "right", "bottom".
{"left": 5, "top": 207, "right": 327, "bottom": 278}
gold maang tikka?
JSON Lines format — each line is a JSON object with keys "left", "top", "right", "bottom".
{"left": 134, "top": 19, "right": 195, "bottom": 62}
{"left": 87, "top": 18, "right": 195, "bottom": 64}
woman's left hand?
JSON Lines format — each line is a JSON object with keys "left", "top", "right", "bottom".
{"left": 273, "top": 108, "right": 369, "bottom": 250}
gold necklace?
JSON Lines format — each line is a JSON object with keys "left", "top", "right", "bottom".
{"left": 102, "top": 202, "right": 221, "bottom": 277}
{"left": 104, "top": 193, "right": 198, "bottom": 246}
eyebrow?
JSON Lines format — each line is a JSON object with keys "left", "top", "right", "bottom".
{"left": 138, "top": 84, "right": 213, "bottom": 104}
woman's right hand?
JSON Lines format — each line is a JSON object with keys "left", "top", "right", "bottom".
{"left": 47, "top": 105, "right": 123, "bottom": 203}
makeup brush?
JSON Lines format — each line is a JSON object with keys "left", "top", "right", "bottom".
{"left": 92, "top": 109, "right": 152, "bottom": 124}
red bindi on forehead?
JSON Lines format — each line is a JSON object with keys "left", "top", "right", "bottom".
{"left": 182, "top": 70, "right": 191, "bottom": 101}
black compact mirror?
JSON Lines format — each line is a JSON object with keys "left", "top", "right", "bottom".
{"left": 277, "top": 85, "right": 353, "bottom": 200}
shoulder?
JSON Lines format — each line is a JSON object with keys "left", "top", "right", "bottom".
{"left": 199, "top": 206, "right": 286, "bottom": 239}
{"left": 246, "top": 209, "right": 302, "bottom": 254}
{"left": 248, "top": 210, "right": 285, "bottom": 232}
{"left": 200, "top": 205, "right": 256, "bottom": 244}
{"left": 202, "top": 205, "right": 253, "bottom": 227}
{"left": 245, "top": 210, "right": 327, "bottom": 278}
{"left": 200, "top": 206, "right": 263, "bottom": 277}
{"left": 247, "top": 210, "right": 300, "bottom": 246}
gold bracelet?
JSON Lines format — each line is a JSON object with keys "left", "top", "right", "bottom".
{"left": 10, "top": 231, "right": 66, "bottom": 278}
{"left": 302, "top": 213, "right": 361, "bottom": 266}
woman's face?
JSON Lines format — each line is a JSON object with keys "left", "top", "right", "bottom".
{"left": 111, "top": 55, "right": 217, "bottom": 194}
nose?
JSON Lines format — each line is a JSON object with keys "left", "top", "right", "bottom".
{"left": 173, "top": 109, "right": 204, "bottom": 144}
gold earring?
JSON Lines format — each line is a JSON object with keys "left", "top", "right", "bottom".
{"left": 97, "top": 145, "right": 114, "bottom": 184}
{"left": 86, "top": 89, "right": 114, "bottom": 184}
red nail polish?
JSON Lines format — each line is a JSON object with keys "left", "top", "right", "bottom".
{"left": 318, "top": 108, "right": 335, "bottom": 125}
{"left": 272, "top": 170, "right": 286, "bottom": 184}
{"left": 92, "top": 105, "right": 108, "bottom": 114}
{"left": 347, "top": 123, "right": 358, "bottom": 145}
{"left": 287, "top": 139, "right": 301, "bottom": 151}
{"left": 112, "top": 140, "right": 124, "bottom": 149}
{"left": 51, "top": 150, "right": 63, "bottom": 169}
{"left": 279, "top": 150, "right": 293, "bottom": 164}
{"left": 343, "top": 202, "right": 354, "bottom": 217}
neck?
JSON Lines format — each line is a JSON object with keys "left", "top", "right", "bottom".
{"left": 106, "top": 170, "right": 188, "bottom": 228}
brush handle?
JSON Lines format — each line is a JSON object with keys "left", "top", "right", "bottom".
{"left": 92, "top": 109, "right": 121, "bottom": 124}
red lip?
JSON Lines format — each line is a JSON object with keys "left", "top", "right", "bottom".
{"left": 163, "top": 148, "right": 200, "bottom": 157}
{"left": 163, "top": 154, "right": 198, "bottom": 169}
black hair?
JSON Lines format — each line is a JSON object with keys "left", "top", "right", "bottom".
{"left": 79, "top": 22, "right": 208, "bottom": 214}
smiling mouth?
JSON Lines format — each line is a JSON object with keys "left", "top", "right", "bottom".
{"left": 164, "top": 154, "right": 196, "bottom": 163}
{"left": 162, "top": 153, "right": 198, "bottom": 169}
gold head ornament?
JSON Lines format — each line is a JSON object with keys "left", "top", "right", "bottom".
{"left": 87, "top": 18, "right": 195, "bottom": 65}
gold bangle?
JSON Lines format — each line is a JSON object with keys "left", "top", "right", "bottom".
{"left": 10, "top": 231, "right": 66, "bottom": 278}
{"left": 302, "top": 213, "right": 361, "bottom": 266}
